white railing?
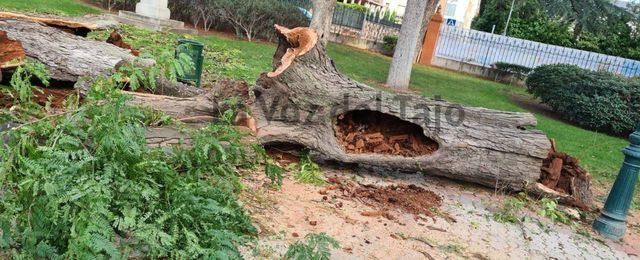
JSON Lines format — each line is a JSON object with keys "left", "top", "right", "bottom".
{"left": 435, "top": 26, "right": 640, "bottom": 77}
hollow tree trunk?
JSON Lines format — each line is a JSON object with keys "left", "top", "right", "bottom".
{"left": 252, "top": 27, "right": 552, "bottom": 191}
{"left": 0, "top": 19, "right": 134, "bottom": 82}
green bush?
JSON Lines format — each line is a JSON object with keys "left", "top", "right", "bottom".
{"left": 168, "top": 0, "right": 308, "bottom": 42}
{"left": 526, "top": 64, "right": 640, "bottom": 135}
{"left": 337, "top": 2, "right": 367, "bottom": 13}
{"left": 493, "top": 62, "right": 532, "bottom": 78}
{"left": 382, "top": 35, "right": 398, "bottom": 56}
{"left": 0, "top": 57, "right": 268, "bottom": 258}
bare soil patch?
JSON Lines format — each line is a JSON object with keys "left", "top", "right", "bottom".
{"left": 265, "top": 144, "right": 302, "bottom": 166}
{"left": 335, "top": 110, "right": 439, "bottom": 157}
{"left": 325, "top": 176, "right": 442, "bottom": 218}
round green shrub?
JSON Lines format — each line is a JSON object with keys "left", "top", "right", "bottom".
{"left": 526, "top": 64, "right": 640, "bottom": 136}
{"left": 382, "top": 35, "right": 398, "bottom": 56}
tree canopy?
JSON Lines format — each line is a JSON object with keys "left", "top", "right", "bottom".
{"left": 472, "top": 0, "right": 640, "bottom": 60}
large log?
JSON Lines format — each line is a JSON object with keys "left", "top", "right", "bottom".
{"left": 121, "top": 78, "right": 254, "bottom": 127}
{"left": 0, "top": 19, "right": 208, "bottom": 99}
{"left": 251, "top": 26, "right": 552, "bottom": 191}
{"left": 0, "top": 12, "right": 96, "bottom": 36}
{"left": 124, "top": 91, "right": 217, "bottom": 120}
{"left": 0, "top": 19, "right": 134, "bottom": 82}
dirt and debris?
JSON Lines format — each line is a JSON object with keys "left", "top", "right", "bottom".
{"left": 240, "top": 166, "right": 633, "bottom": 259}
{"left": 539, "top": 139, "right": 594, "bottom": 209}
{"left": 265, "top": 144, "right": 304, "bottom": 167}
{"left": 106, "top": 30, "right": 140, "bottom": 56}
{"left": 335, "top": 110, "right": 439, "bottom": 157}
{"left": 325, "top": 176, "right": 442, "bottom": 218}
{"left": 0, "top": 87, "right": 77, "bottom": 109}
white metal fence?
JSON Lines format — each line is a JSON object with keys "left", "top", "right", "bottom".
{"left": 435, "top": 26, "right": 640, "bottom": 77}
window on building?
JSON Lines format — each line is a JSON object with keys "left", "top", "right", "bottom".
{"left": 445, "top": 3, "right": 457, "bottom": 17}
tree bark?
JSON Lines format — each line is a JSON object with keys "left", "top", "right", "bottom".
{"left": 414, "top": 0, "right": 440, "bottom": 61}
{"left": 125, "top": 91, "right": 217, "bottom": 120}
{"left": 0, "top": 19, "right": 135, "bottom": 82}
{"left": 309, "top": 0, "right": 336, "bottom": 46}
{"left": 0, "top": 12, "right": 95, "bottom": 36}
{"left": 121, "top": 78, "right": 252, "bottom": 122}
{"left": 386, "top": 0, "right": 428, "bottom": 89}
{"left": 256, "top": 26, "right": 552, "bottom": 192}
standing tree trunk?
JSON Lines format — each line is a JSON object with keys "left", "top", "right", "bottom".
{"left": 386, "top": 0, "right": 428, "bottom": 89}
{"left": 309, "top": 0, "right": 336, "bottom": 46}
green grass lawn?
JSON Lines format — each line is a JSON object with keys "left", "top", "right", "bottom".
{"left": 197, "top": 35, "right": 276, "bottom": 83}
{"left": 0, "top": 0, "right": 101, "bottom": 16}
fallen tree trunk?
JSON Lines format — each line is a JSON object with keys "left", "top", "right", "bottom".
{"left": 120, "top": 77, "right": 254, "bottom": 126}
{"left": 0, "top": 19, "right": 134, "bottom": 82}
{"left": 0, "top": 12, "right": 96, "bottom": 36}
{"left": 251, "top": 26, "right": 552, "bottom": 191}
{"left": 0, "top": 19, "right": 201, "bottom": 95}
{"left": 124, "top": 91, "right": 217, "bottom": 120}
{"left": 73, "top": 74, "right": 206, "bottom": 99}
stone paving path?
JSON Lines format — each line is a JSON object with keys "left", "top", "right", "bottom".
{"left": 241, "top": 166, "right": 637, "bottom": 259}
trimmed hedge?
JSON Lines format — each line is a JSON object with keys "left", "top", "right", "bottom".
{"left": 337, "top": 2, "right": 368, "bottom": 13}
{"left": 526, "top": 64, "right": 640, "bottom": 136}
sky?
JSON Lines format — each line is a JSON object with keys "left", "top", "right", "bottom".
{"left": 615, "top": 0, "right": 638, "bottom": 8}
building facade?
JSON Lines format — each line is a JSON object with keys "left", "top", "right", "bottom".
{"left": 442, "top": 0, "right": 481, "bottom": 29}
{"left": 348, "top": 0, "right": 481, "bottom": 28}
{"left": 383, "top": 0, "right": 408, "bottom": 17}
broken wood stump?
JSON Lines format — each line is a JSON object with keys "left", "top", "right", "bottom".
{"left": 535, "top": 140, "right": 594, "bottom": 209}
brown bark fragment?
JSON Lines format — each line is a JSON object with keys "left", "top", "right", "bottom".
{"left": 106, "top": 31, "right": 140, "bottom": 56}
{"left": 540, "top": 158, "right": 563, "bottom": 188}
{"left": 538, "top": 139, "right": 594, "bottom": 209}
{"left": 267, "top": 25, "right": 318, "bottom": 78}
{"left": 0, "top": 30, "right": 25, "bottom": 68}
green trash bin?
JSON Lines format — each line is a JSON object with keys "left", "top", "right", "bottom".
{"left": 175, "top": 39, "right": 204, "bottom": 88}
